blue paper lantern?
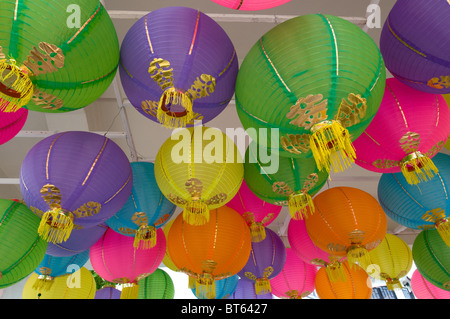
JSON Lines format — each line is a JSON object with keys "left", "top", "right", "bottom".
{"left": 192, "top": 275, "right": 239, "bottom": 299}
{"left": 106, "top": 162, "right": 176, "bottom": 249}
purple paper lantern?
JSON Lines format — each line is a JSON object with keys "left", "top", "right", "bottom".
{"left": 380, "top": 0, "right": 450, "bottom": 93}
{"left": 20, "top": 131, "right": 133, "bottom": 245}
{"left": 119, "top": 6, "right": 238, "bottom": 129}
{"left": 95, "top": 286, "right": 121, "bottom": 299}
{"left": 229, "top": 279, "right": 273, "bottom": 299}
{"left": 237, "top": 228, "right": 286, "bottom": 295}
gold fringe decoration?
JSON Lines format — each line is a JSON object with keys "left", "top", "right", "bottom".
{"left": 133, "top": 224, "right": 157, "bottom": 250}
{"left": 436, "top": 218, "right": 450, "bottom": 247}
{"left": 325, "top": 257, "right": 347, "bottom": 282}
{"left": 255, "top": 277, "right": 271, "bottom": 295}
{"left": 188, "top": 275, "right": 196, "bottom": 289}
{"left": 385, "top": 278, "right": 402, "bottom": 291}
{"left": 400, "top": 152, "right": 438, "bottom": 185}
{"left": 285, "top": 290, "right": 301, "bottom": 299}
{"left": 32, "top": 275, "right": 54, "bottom": 292}
{"left": 157, "top": 87, "right": 194, "bottom": 129}
{"left": 288, "top": 193, "right": 314, "bottom": 220}
{"left": 249, "top": 222, "right": 266, "bottom": 243}
{"left": 37, "top": 209, "right": 74, "bottom": 244}
{"left": 120, "top": 282, "right": 139, "bottom": 299}
{"left": 183, "top": 200, "right": 209, "bottom": 226}
{"left": 310, "top": 120, "right": 355, "bottom": 173}
{"left": 346, "top": 244, "right": 371, "bottom": 267}
{"left": 196, "top": 273, "right": 215, "bottom": 299}
{"left": 0, "top": 60, "right": 34, "bottom": 112}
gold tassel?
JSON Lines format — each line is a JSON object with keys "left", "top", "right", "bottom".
{"left": 188, "top": 275, "right": 196, "bottom": 289}
{"left": 436, "top": 218, "right": 450, "bottom": 247}
{"left": 32, "top": 275, "right": 54, "bottom": 292}
{"left": 120, "top": 282, "right": 139, "bottom": 299}
{"left": 346, "top": 244, "right": 371, "bottom": 267}
{"left": 325, "top": 257, "right": 347, "bottom": 282}
{"left": 285, "top": 290, "right": 301, "bottom": 299}
{"left": 133, "top": 224, "right": 157, "bottom": 250}
{"left": 400, "top": 152, "right": 438, "bottom": 185}
{"left": 310, "top": 120, "right": 355, "bottom": 173}
{"left": 183, "top": 200, "right": 209, "bottom": 226}
{"left": 196, "top": 273, "right": 215, "bottom": 299}
{"left": 249, "top": 222, "right": 266, "bottom": 243}
{"left": 157, "top": 87, "right": 194, "bottom": 129}
{"left": 385, "top": 278, "right": 402, "bottom": 291}
{"left": 255, "top": 277, "right": 271, "bottom": 295}
{"left": 0, "top": 60, "right": 34, "bottom": 112}
{"left": 38, "top": 209, "right": 74, "bottom": 244}
{"left": 288, "top": 193, "right": 314, "bottom": 220}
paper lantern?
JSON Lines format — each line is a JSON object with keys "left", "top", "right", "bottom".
{"left": 380, "top": 0, "right": 450, "bottom": 94}
{"left": 238, "top": 228, "right": 286, "bottom": 295}
{"left": 32, "top": 249, "right": 90, "bottom": 291}
{"left": 359, "top": 234, "right": 413, "bottom": 291}
{"left": 0, "top": 199, "right": 48, "bottom": 289}
{"left": 138, "top": 268, "right": 175, "bottom": 300}
{"left": 95, "top": 286, "right": 121, "bottom": 299}
{"left": 20, "top": 131, "right": 133, "bottom": 244}
{"left": 269, "top": 248, "right": 317, "bottom": 299}
{"left": 167, "top": 206, "right": 252, "bottom": 299}
{"left": 226, "top": 179, "right": 281, "bottom": 242}
{"left": 45, "top": 223, "right": 108, "bottom": 257}
{"left": 106, "top": 162, "right": 176, "bottom": 250}
{"left": 412, "top": 229, "right": 450, "bottom": 291}
{"left": 155, "top": 126, "right": 244, "bottom": 226}
{"left": 244, "top": 142, "right": 328, "bottom": 220}
{"left": 378, "top": 153, "right": 450, "bottom": 247}
{"left": 353, "top": 78, "right": 450, "bottom": 185}
{"left": 0, "top": 108, "right": 27, "bottom": 145}
{"left": 119, "top": 6, "right": 238, "bottom": 129}
{"left": 22, "top": 266, "right": 96, "bottom": 299}
{"left": 210, "top": 0, "right": 292, "bottom": 10}
{"left": 161, "top": 218, "right": 179, "bottom": 272}
{"left": 192, "top": 275, "right": 238, "bottom": 299}
{"left": 229, "top": 279, "right": 273, "bottom": 299}
{"left": 304, "top": 187, "right": 387, "bottom": 273}
{"left": 411, "top": 269, "right": 450, "bottom": 299}
{"left": 0, "top": 0, "right": 119, "bottom": 113}
{"left": 315, "top": 261, "right": 372, "bottom": 299}
{"left": 89, "top": 227, "right": 166, "bottom": 299}
{"left": 235, "top": 14, "right": 386, "bottom": 173}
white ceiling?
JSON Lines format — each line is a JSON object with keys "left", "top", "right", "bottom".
{"left": 1, "top": 0, "right": 436, "bottom": 245}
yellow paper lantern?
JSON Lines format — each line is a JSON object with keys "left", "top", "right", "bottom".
{"left": 359, "top": 234, "right": 413, "bottom": 291}
{"left": 22, "top": 266, "right": 96, "bottom": 299}
{"left": 154, "top": 126, "right": 244, "bottom": 226}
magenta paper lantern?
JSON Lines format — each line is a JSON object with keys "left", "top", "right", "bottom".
{"left": 210, "top": 0, "right": 292, "bottom": 11}
{"left": 353, "top": 78, "right": 450, "bottom": 185}
{"left": 226, "top": 180, "right": 281, "bottom": 242}
{"left": 380, "top": 0, "right": 450, "bottom": 94}
{"left": 90, "top": 227, "right": 166, "bottom": 299}
{"left": 270, "top": 248, "right": 317, "bottom": 299}
{"left": 0, "top": 108, "right": 27, "bottom": 145}
{"left": 411, "top": 269, "right": 450, "bottom": 299}
{"left": 119, "top": 6, "right": 238, "bottom": 129}
{"left": 20, "top": 131, "right": 133, "bottom": 244}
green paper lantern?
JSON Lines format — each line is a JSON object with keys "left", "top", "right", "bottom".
{"left": 412, "top": 229, "right": 450, "bottom": 291}
{"left": 235, "top": 14, "right": 386, "bottom": 174}
{"left": 0, "top": 199, "right": 48, "bottom": 289}
{"left": 0, "top": 0, "right": 119, "bottom": 113}
{"left": 138, "top": 268, "right": 175, "bottom": 299}
{"left": 244, "top": 142, "right": 328, "bottom": 220}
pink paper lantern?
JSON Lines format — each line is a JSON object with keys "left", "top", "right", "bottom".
{"left": 89, "top": 227, "right": 166, "bottom": 299}
{"left": 411, "top": 269, "right": 450, "bottom": 299}
{"left": 270, "top": 248, "right": 317, "bottom": 299}
{"left": 353, "top": 77, "right": 450, "bottom": 185}
{"left": 226, "top": 180, "right": 281, "bottom": 242}
{"left": 210, "top": 0, "right": 291, "bottom": 11}
{"left": 0, "top": 108, "right": 27, "bottom": 145}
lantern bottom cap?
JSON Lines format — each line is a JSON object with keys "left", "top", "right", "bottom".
{"left": 400, "top": 152, "right": 438, "bottom": 185}
{"left": 157, "top": 87, "right": 194, "bottom": 129}
{"left": 0, "top": 59, "right": 34, "bottom": 112}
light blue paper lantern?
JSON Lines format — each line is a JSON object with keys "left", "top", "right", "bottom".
{"left": 192, "top": 275, "right": 239, "bottom": 299}
{"left": 106, "top": 162, "right": 176, "bottom": 249}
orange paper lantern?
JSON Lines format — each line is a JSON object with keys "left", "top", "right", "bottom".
{"left": 167, "top": 206, "right": 252, "bottom": 299}
{"left": 315, "top": 261, "right": 372, "bottom": 299}
{"left": 305, "top": 187, "right": 387, "bottom": 278}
